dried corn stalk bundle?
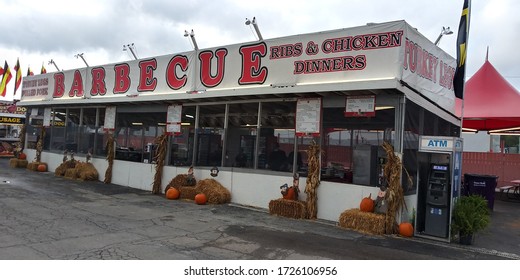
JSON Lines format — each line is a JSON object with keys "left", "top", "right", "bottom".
{"left": 17, "top": 124, "right": 26, "bottom": 152}
{"left": 104, "top": 133, "right": 115, "bottom": 184}
{"left": 305, "top": 140, "right": 321, "bottom": 219}
{"left": 268, "top": 198, "right": 307, "bottom": 219}
{"left": 75, "top": 162, "right": 99, "bottom": 181}
{"left": 338, "top": 209, "right": 386, "bottom": 235}
{"left": 152, "top": 133, "right": 168, "bottom": 194}
{"left": 381, "top": 141, "right": 410, "bottom": 234}
{"left": 35, "top": 127, "right": 45, "bottom": 163}
{"left": 195, "top": 179, "right": 231, "bottom": 204}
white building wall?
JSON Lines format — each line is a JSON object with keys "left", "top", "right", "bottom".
{"left": 24, "top": 149, "right": 413, "bottom": 223}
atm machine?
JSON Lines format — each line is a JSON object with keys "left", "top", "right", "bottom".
{"left": 424, "top": 164, "right": 450, "bottom": 237}
{"left": 416, "top": 136, "right": 463, "bottom": 242}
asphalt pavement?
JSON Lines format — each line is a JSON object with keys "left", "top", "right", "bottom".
{"left": 1, "top": 158, "right": 519, "bottom": 260}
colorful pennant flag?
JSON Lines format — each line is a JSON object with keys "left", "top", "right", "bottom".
{"left": 0, "top": 61, "right": 13, "bottom": 97}
{"left": 453, "top": 0, "right": 471, "bottom": 99}
{"left": 27, "top": 66, "right": 34, "bottom": 76}
{"left": 14, "top": 58, "right": 22, "bottom": 95}
{"left": 41, "top": 64, "right": 47, "bottom": 74}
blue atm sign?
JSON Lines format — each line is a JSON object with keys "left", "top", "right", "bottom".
{"left": 428, "top": 139, "right": 448, "bottom": 148}
{"left": 419, "top": 136, "right": 459, "bottom": 151}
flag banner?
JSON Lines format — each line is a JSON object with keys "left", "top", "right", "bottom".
{"left": 27, "top": 66, "right": 34, "bottom": 76}
{"left": 0, "top": 61, "right": 13, "bottom": 97}
{"left": 14, "top": 58, "right": 22, "bottom": 95}
{"left": 453, "top": 0, "right": 470, "bottom": 99}
{"left": 41, "top": 64, "right": 47, "bottom": 74}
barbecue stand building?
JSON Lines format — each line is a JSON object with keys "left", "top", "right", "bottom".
{"left": 19, "top": 20, "right": 461, "bottom": 239}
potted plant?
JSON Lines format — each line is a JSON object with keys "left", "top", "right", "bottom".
{"left": 451, "top": 194, "right": 490, "bottom": 245}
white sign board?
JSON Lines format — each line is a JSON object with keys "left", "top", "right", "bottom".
{"left": 345, "top": 96, "right": 375, "bottom": 117}
{"left": 296, "top": 98, "right": 321, "bottom": 136}
{"left": 104, "top": 106, "right": 116, "bottom": 131}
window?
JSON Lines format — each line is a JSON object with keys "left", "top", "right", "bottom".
{"left": 196, "top": 104, "right": 225, "bottom": 167}
{"left": 321, "top": 104, "right": 395, "bottom": 185}
{"left": 224, "top": 103, "right": 259, "bottom": 168}
{"left": 169, "top": 106, "right": 195, "bottom": 166}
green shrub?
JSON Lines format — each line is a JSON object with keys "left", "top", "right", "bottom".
{"left": 451, "top": 194, "right": 490, "bottom": 236}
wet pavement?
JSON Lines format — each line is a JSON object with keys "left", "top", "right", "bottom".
{"left": 1, "top": 158, "right": 519, "bottom": 260}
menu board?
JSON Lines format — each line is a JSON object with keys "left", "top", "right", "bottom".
{"left": 167, "top": 104, "right": 182, "bottom": 123}
{"left": 43, "top": 107, "right": 52, "bottom": 127}
{"left": 104, "top": 106, "right": 116, "bottom": 131}
{"left": 345, "top": 95, "right": 375, "bottom": 117}
{"left": 296, "top": 98, "right": 321, "bottom": 136}
{"left": 166, "top": 105, "right": 182, "bottom": 135}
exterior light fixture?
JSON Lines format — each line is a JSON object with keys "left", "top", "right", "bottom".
{"left": 74, "top": 53, "right": 89, "bottom": 67}
{"left": 434, "top": 26, "right": 453, "bottom": 45}
{"left": 48, "top": 59, "right": 61, "bottom": 71}
{"left": 245, "top": 17, "right": 263, "bottom": 41}
{"left": 123, "top": 43, "right": 138, "bottom": 60}
{"left": 184, "top": 29, "right": 199, "bottom": 50}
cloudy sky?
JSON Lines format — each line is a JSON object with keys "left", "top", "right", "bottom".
{"left": 1, "top": 0, "right": 519, "bottom": 101}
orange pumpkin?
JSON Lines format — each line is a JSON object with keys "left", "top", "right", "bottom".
{"left": 18, "top": 153, "right": 27, "bottom": 160}
{"left": 283, "top": 187, "right": 296, "bottom": 200}
{"left": 399, "top": 222, "right": 414, "bottom": 237}
{"left": 37, "top": 164, "right": 47, "bottom": 172}
{"left": 359, "top": 194, "right": 374, "bottom": 212}
{"left": 166, "top": 188, "right": 180, "bottom": 200}
{"left": 195, "top": 193, "right": 207, "bottom": 205}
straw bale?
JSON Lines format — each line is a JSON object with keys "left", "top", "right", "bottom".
{"left": 55, "top": 160, "right": 77, "bottom": 177}
{"left": 167, "top": 174, "right": 197, "bottom": 189}
{"left": 64, "top": 168, "right": 78, "bottom": 179}
{"left": 75, "top": 162, "right": 99, "bottom": 181}
{"left": 268, "top": 198, "right": 307, "bottom": 219}
{"left": 179, "top": 186, "right": 198, "bottom": 200}
{"left": 194, "top": 179, "right": 231, "bottom": 204}
{"left": 10, "top": 158, "right": 28, "bottom": 168}
{"left": 338, "top": 209, "right": 386, "bottom": 235}
{"left": 27, "top": 161, "right": 47, "bottom": 171}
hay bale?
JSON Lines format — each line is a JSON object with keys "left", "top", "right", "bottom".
{"left": 167, "top": 174, "right": 197, "bottom": 189}
{"left": 338, "top": 208, "right": 386, "bottom": 235}
{"left": 179, "top": 186, "right": 198, "bottom": 200}
{"left": 55, "top": 160, "right": 77, "bottom": 177}
{"left": 75, "top": 162, "right": 99, "bottom": 181}
{"left": 64, "top": 168, "right": 78, "bottom": 179}
{"left": 9, "top": 158, "right": 28, "bottom": 168}
{"left": 268, "top": 198, "right": 307, "bottom": 219}
{"left": 194, "top": 179, "right": 231, "bottom": 204}
{"left": 27, "top": 161, "right": 47, "bottom": 171}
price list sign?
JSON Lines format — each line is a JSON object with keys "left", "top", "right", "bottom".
{"left": 166, "top": 104, "right": 182, "bottom": 135}
{"left": 296, "top": 98, "right": 321, "bottom": 136}
{"left": 345, "top": 95, "right": 375, "bottom": 117}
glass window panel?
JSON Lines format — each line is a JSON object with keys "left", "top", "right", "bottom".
{"left": 50, "top": 108, "right": 66, "bottom": 151}
{"left": 259, "top": 101, "right": 296, "bottom": 172}
{"left": 225, "top": 103, "right": 259, "bottom": 168}
{"left": 321, "top": 105, "right": 395, "bottom": 185}
{"left": 196, "top": 104, "right": 225, "bottom": 167}
{"left": 170, "top": 106, "right": 195, "bottom": 166}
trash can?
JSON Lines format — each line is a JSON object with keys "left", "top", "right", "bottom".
{"left": 463, "top": 173, "right": 498, "bottom": 210}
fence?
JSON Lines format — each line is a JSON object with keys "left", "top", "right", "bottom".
{"left": 462, "top": 152, "right": 520, "bottom": 187}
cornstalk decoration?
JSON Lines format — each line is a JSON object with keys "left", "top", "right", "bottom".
{"left": 17, "top": 124, "right": 26, "bottom": 153}
{"left": 381, "top": 141, "right": 410, "bottom": 234}
{"left": 152, "top": 133, "right": 168, "bottom": 194}
{"left": 104, "top": 133, "right": 115, "bottom": 184}
{"left": 35, "top": 127, "right": 46, "bottom": 163}
{"left": 305, "top": 140, "right": 321, "bottom": 219}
